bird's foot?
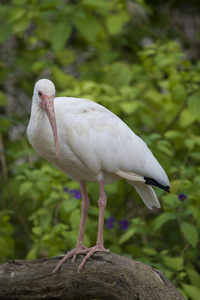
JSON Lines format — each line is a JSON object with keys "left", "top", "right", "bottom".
{"left": 53, "top": 244, "right": 90, "bottom": 274}
{"left": 53, "top": 243, "right": 110, "bottom": 274}
{"left": 78, "top": 243, "right": 110, "bottom": 273}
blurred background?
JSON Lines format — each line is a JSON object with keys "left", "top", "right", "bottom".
{"left": 0, "top": 0, "right": 200, "bottom": 298}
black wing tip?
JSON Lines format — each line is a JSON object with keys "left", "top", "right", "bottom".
{"left": 166, "top": 186, "right": 170, "bottom": 193}
{"left": 144, "top": 177, "right": 170, "bottom": 193}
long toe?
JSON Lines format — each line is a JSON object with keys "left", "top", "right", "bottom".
{"left": 78, "top": 244, "right": 110, "bottom": 273}
{"left": 53, "top": 245, "right": 91, "bottom": 274}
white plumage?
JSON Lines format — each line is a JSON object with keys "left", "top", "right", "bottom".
{"left": 27, "top": 79, "right": 170, "bottom": 273}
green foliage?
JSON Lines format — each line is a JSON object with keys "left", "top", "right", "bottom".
{"left": 0, "top": 211, "right": 14, "bottom": 259}
{"left": 0, "top": 1, "right": 200, "bottom": 299}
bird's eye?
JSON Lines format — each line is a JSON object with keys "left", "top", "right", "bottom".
{"left": 38, "top": 91, "right": 42, "bottom": 97}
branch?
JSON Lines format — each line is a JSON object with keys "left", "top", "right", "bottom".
{"left": 0, "top": 253, "right": 185, "bottom": 300}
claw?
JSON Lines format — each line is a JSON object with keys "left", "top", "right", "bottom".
{"left": 53, "top": 245, "right": 90, "bottom": 274}
{"left": 53, "top": 244, "right": 110, "bottom": 274}
{"left": 78, "top": 244, "right": 110, "bottom": 273}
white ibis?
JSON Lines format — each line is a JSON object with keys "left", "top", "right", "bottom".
{"left": 27, "top": 79, "right": 170, "bottom": 273}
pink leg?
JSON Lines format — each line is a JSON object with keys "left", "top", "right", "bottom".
{"left": 77, "top": 181, "right": 110, "bottom": 272}
{"left": 53, "top": 180, "right": 90, "bottom": 274}
{"left": 74, "top": 181, "right": 90, "bottom": 251}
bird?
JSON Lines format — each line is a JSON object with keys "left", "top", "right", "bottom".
{"left": 27, "top": 78, "right": 170, "bottom": 273}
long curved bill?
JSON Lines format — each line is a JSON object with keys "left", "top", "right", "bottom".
{"left": 41, "top": 95, "right": 59, "bottom": 160}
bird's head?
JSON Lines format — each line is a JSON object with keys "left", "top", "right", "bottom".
{"left": 33, "top": 79, "right": 59, "bottom": 160}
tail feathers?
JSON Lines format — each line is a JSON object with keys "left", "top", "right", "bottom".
{"left": 115, "top": 170, "right": 145, "bottom": 182}
{"left": 127, "top": 180, "right": 161, "bottom": 209}
{"left": 115, "top": 169, "right": 161, "bottom": 209}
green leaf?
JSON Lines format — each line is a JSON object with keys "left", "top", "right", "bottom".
{"left": 73, "top": 13, "right": 100, "bottom": 42}
{"left": 164, "top": 130, "right": 181, "bottom": 139}
{"left": 186, "top": 206, "right": 200, "bottom": 223}
{"left": 0, "top": 23, "right": 12, "bottom": 43}
{"left": 26, "top": 248, "right": 37, "bottom": 260}
{"left": 59, "top": 199, "right": 78, "bottom": 214}
{"left": 182, "top": 283, "right": 200, "bottom": 300}
{"left": 185, "top": 138, "right": 196, "bottom": 150}
{"left": 12, "top": 0, "right": 27, "bottom": 4}
{"left": 51, "top": 21, "right": 71, "bottom": 53}
{"left": 32, "top": 226, "right": 42, "bottom": 236}
{"left": 62, "top": 230, "right": 79, "bottom": 248}
{"left": 189, "top": 152, "right": 200, "bottom": 161}
{"left": 154, "top": 53, "right": 175, "bottom": 68}
{"left": 194, "top": 136, "right": 200, "bottom": 146}
{"left": 163, "top": 256, "right": 184, "bottom": 271}
{"left": 82, "top": 0, "right": 112, "bottom": 11}
{"left": 180, "top": 222, "right": 198, "bottom": 247}
{"left": 0, "top": 236, "right": 14, "bottom": 257}
{"left": 0, "top": 91, "right": 7, "bottom": 106}
{"left": 139, "top": 45, "right": 156, "bottom": 58}
{"left": 19, "top": 181, "right": 33, "bottom": 196}
{"left": 179, "top": 109, "right": 197, "bottom": 128}
{"left": 106, "top": 11, "right": 129, "bottom": 35}
{"left": 69, "top": 209, "right": 81, "bottom": 230}
{"left": 105, "top": 62, "right": 133, "bottom": 88}
{"left": 177, "top": 288, "right": 188, "bottom": 300}
{"left": 55, "top": 49, "right": 75, "bottom": 65}
{"left": 142, "top": 247, "right": 158, "bottom": 256}
{"left": 186, "top": 268, "right": 200, "bottom": 288}
{"left": 38, "top": 1, "right": 58, "bottom": 10}
{"left": 52, "top": 223, "right": 69, "bottom": 235}
{"left": 146, "top": 133, "right": 161, "bottom": 142}
{"left": 51, "top": 65, "right": 75, "bottom": 89}
{"left": 188, "top": 93, "right": 200, "bottom": 117}
{"left": 120, "top": 101, "right": 142, "bottom": 114}
{"left": 8, "top": 7, "right": 26, "bottom": 23}
{"left": 12, "top": 17, "right": 30, "bottom": 34}
{"left": 31, "top": 61, "right": 47, "bottom": 73}
{"left": 162, "top": 193, "right": 183, "bottom": 209}
{"left": 171, "top": 84, "right": 186, "bottom": 102}
{"left": 119, "top": 228, "right": 136, "bottom": 245}
{"left": 156, "top": 140, "right": 173, "bottom": 156}
{"left": 154, "top": 212, "right": 177, "bottom": 231}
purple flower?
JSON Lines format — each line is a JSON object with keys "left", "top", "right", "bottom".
{"left": 69, "top": 189, "right": 82, "bottom": 200}
{"left": 64, "top": 187, "right": 81, "bottom": 199}
{"left": 178, "top": 194, "right": 187, "bottom": 202}
{"left": 106, "top": 216, "right": 115, "bottom": 229}
{"left": 118, "top": 220, "right": 129, "bottom": 231}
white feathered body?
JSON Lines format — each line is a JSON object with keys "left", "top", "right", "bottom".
{"left": 27, "top": 95, "right": 170, "bottom": 209}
